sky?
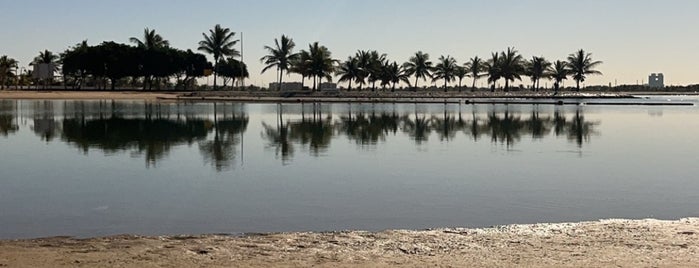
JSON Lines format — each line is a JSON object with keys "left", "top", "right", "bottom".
{"left": 1, "top": 0, "right": 698, "bottom": 87}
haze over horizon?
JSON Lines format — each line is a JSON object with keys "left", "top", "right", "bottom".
{"left": 1, "top": 0, "right": 697, "bottom": 87}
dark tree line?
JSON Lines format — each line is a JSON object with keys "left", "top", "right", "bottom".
{"left": 61, "top": 41, "right": 217, "bottom": 91}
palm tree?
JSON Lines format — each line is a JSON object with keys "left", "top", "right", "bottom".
{"left": 354, "top": 50, "right": 371, "bottom": 90}
{"left": 548, "top": 60, "right": 570, "bottom": 94}
{"left": 498, "top": 47, "right": 525, "bottom": 92}
{"left": 382, "top": 61, "right": 410, "bottom": 92}
{"left": 260, "top": 35, "right": 298, "bottom": 91}
{"left": 465, "top": 56, "right": 485, "bottom": 91}
{"left": 454, "top": 66, "right": 468, "bottom": 92}
{"left": 402, "top": 51, "right": 432, "bottom": 90}
{"left": 32, "top": 50, "right": 60, "bottom": 87}
{"left": 129, "top": 28, "right": 169, "bottom": 49}
{"left": 290, "top": 50, "right": 312, "bottom": 88}
{"left": 307, "top": 42, "right": 335, "bottom": 91}
{"left": 567, "top": 49, "right": 603, "bottom": 91}
{"left": 366, "top": 50, "right": 386, "bottom": 91}
{"left": 336, "top": 56, "right": 362, "bottom": 91}
{"left": 525, "top": 56, "right": 551, "bottom": 91}
{"left": 431, "top": 55, "right": 457, "bottom": 92}
{"left": 485, "top": 52, "right": 501, "bottom": 92}
{"left": 198, "top": 24, "right": 240, "bottom": 90}
{"left": 0, "top": 55, "right": 19, "bottom": 90}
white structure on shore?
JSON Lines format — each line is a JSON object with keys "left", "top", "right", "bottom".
{"left": 648, "top": 73, "right": 664, "bottom": 88}
{"left": 268, "top": 82, "right": 303, "bottom": 91}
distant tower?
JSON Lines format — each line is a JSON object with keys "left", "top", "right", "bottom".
{"left": 648, "top": 73, "right": 664, "bottom": 88}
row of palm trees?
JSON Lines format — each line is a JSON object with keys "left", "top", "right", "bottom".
{"left": 2, "top": 26, "right": 602, "bottom": 92}
{"left": 259, "top": 34, "right": 603, "bottom": 92}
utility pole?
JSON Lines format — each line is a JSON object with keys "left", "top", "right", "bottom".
{"left": 240, "top": 32, "right": 244, "bottom": 89}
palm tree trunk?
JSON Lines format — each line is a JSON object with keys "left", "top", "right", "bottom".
{"left": 348, "top": 80, "right": 352, "bottom": 91}
{"left": 472, "top": 78, "right": 476, "bottom": 92}
{"left": 392, "top": 81, "right": 396, "bottom": 92}
{"left": 414, "top": 76, "right": 418, "bottom": 91}
{"left": 278, "top": 68, "right": 283, "bottom": 91}
{"left": 532, "top": 80, "right": 536, "bottom": 91}
{"left": 312, "top": 76, "right": 316, "bottom": 91}
{"left": 444, "top": 80, "right": 447, "bottom": 92}
{"left": 576, "top": 80, "right": 581, "bottom": 92}
{"left": 504, "top": 80, "right": 509, "bottom": 92}
{"left": 301, "top": 75, "right": 305, "bottom": 89}
{"left": 458, "top": 79, "right": 462, "bottom": 92}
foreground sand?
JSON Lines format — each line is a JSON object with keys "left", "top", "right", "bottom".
{"left": 1, "top": 218, "right": 697, "bottom": 267}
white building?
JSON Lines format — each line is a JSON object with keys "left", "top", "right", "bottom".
{"left": 648, "top": 73, "right": 664, "bottom": 88}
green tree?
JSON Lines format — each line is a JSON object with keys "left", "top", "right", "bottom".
{"left": 260, "top": 35, "right": 298, "bottom": 91}
{"left": 485, "top": 52, "right": 501, "bottom": 92}
{"left": 129, "top": 28, "right": 169, "bottom": 49}
{"left": 498, "top": 47, "right": 525, "bottom": 92}
{"left": 217, "top": 57, "right": 249, "bottom": 88}
{"left": 130, "top": 28, "right": 170, "bottom": 90}
{"left": 454, "top": 65, "right": 468, "bottom": 92}
{"left": 525, "top": 56, "right": 551, "bottom": 91}
{"left": 307, "top": 42, "right": 335, "bottom": 91}
{"left": 198, "top": 24, "right": 239, "bottom": 90}
{"left": 567, "top": 49, "right": 603, "bottom": 91}
{"left": 365, "top": 50, "right": 386, "bottom": 91}
{"left": 402, "top": 51, "right": 432, "bottom": 90}
{"left": 465, "top": 56, "right": 485, "bottom": 91}
{"left": 0, "top": 55, "right": 19, "bottom": 90}
{"left": 289, "top": 50, "right": 312, "bottom": 89}
{"left": 382, "top": 61, "right": 410, "bottom": 92}
{"left": 431, "top": 55, "right": 457, "bottom": 92}
{"left": 336, "top": 56, "right": 361, "bottom": 90}
{"left": 547, "top": 60, "right": 570, "bottom": 94}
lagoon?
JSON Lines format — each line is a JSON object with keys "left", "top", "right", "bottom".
{"left": 1, "top": 98, "right": 698, "bottom": 239}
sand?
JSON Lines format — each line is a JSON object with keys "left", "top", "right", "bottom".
{"left": 1, "top": 218, "right": 698, "bottom": 267}
{"left": 0, "top": 90, "right": 176, "bottom": 100}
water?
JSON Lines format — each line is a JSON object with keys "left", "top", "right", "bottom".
{"left": 1, "top": 98, "right": 698, "bottom": 239}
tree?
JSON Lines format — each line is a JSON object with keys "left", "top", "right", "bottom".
{"left": 454, "top": 66, "right": 468, "bottom": 92}
{"left": 260, "top": 35, "right": 298, "bottom": 91}
{"left": 402, "top": 51, "right": 432, "bottom": 90}
{"left": 0, "top": 55, "right": 19, "bottom": 90}
{"left": 307, "top": 42, "right": 335, "bottom": 91}
{"left": 367, "top": 51, "right": 387, "bottom": 91}
{"left": 381, "top": 61, "right": 410, "bottom": 92}
{"left": 32, "top": 50, "right": 61, "bottom": 87}
{"left": 485, "top": 52, "right": 501, "bottom": 92}
{"left": 431, "top": 55, "right": 457, "bottom": 92}
{"left": 498, "top": 47, "right": 525, "bottom": 92}
{"left": 465, "top": 56, "right": 485, "bottom": 91}
{"left": 130, "top": 28, "right": 170, "bottom": 90}
{"left": 547, "top": 60, "right": 570, "bottom": 94}
{"left": 61, "top": 41, "right": 90, "bottom": 89}
{"left": 290, "top": 50, "right": 312, "bottom": 89}
{"left": 525, "top": 56, "right": 551, "bottom": 91}
{"left": 567, "top": 49, "right": 603, "bottom": 91}
{"left": 198, "top": 24, "right": 239, "bottom": 90}
{"left": 217, "top": 57, "right": 249, "bottom": 88}
{"left": 129, "top": 28, "right": 169, "bottom": 49}
{"left": 336, "top": 56, "right": 361, "bottom": 91}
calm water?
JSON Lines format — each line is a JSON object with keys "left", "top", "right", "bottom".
{"left": 1, "top": 97, "right": 699, "bottom": 239}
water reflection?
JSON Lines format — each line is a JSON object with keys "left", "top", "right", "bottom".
{"left": 0, "top": 101, "right": 601, "bottom": 170}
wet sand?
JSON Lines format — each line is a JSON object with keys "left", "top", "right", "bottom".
{"left": 1, "top": 218, "right": 697, "bottom": 267}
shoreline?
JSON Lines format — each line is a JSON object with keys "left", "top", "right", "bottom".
{"left": 1, "top": 90, "right": 695, "bottom": 106}
{"left": 1, "top": 217, "right": 698, "bottom": 267}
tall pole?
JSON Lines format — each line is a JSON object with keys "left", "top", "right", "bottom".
{"left": 240, "top": 32, "right": 244, "bottom": 89}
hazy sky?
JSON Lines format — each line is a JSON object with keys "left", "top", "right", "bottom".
{"left": 1, "top": 0, "right": 697, "bottom": 87}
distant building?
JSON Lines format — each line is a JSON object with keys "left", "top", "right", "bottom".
{"left": 648, "top": 73, "right": 664, "bottom": 88}
{"left": 268, "top": 82, "right": 303, "bottom": 91}
{"left": 320, "top": 82, "right": 337, "bottom": 91}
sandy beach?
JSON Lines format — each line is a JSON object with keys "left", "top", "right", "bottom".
{"left": 1, "top": 218, "right": 697, "bottom": 267}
